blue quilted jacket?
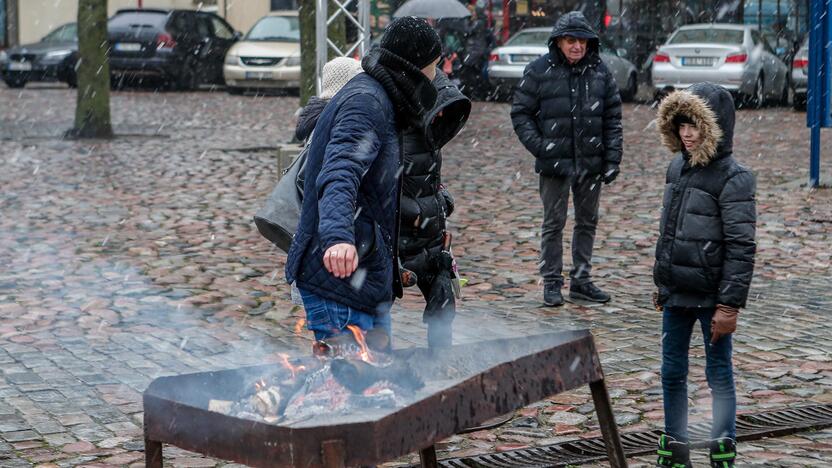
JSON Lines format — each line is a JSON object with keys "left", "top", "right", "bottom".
{"left": 285, "top": 73, "right": 402, "bottom": 314}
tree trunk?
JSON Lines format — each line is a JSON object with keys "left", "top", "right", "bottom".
{"left": 299, "top": 0, "right": 316, "bottom": 106}
{"left": 67, "top": 0, "right": 113, "bottom": 139}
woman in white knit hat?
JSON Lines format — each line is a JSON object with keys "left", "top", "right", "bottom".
{"left": 294, "top": 56, "right": 364, "bottom": 142}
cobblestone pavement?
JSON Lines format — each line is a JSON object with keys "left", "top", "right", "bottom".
{"left": 1, "top": 83, "right": 832, "bottom": 467}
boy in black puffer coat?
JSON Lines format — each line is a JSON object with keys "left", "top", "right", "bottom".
{"left": 653, "top": 83, "right": 756, "bottom": 468}
{"left": 399, "top": 69, "right": 471, "bottom": 348}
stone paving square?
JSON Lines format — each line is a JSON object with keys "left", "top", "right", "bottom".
{"left": 1, "top": 83, "right": 832, "bottom": 466}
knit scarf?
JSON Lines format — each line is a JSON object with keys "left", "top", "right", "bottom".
{"left": 361, "top": 47, "right": 437, "bottom": 129}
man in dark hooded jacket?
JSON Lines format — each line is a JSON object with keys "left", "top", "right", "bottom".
{"left": 399, "top": 69, "right": 471, "bottom": 348}
{"left": 285, "top": 17, "right": 442, "bottom": 342}
{"left": 653, "top": 82, "right": 756, "bottom": 468}
{"left": 511, "top": 11, "right": 623, "bottom": 307}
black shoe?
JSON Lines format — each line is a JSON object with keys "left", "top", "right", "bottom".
{"left": 569, "top": 282, "right": 611, "bottom": 303}
{"left": 656, "top": 434, "right": 692, "bottom": 468}
{"left": 543, "top": 283, "right": 564, "bottom": 307}
{"left": 709, "top": 437, "right": 736, "bottom": 468}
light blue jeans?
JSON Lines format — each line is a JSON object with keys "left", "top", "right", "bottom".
{"left": 298, "top": 288, "right": 392, "bottom": 341}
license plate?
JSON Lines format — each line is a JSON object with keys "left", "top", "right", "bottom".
{"left": 8, "top": 61, "right": 32, "bottom": 71}
{"left": 681, "top": 56, "right": 715, "bottom": 66}
{"left": 511, "top": 54, "right": 539, "bottom": 63}
{"left": 114, "top": 42, "right": 143, "bottom": 52}
{"left": 245, "top": 71, "right": 273, "bottom": 80}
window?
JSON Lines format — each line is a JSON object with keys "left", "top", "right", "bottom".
{"left": 108, "top": 11, "right": 169, "bottom": 29}
{"left": 505, "top": 30, "right": 550, "bottom": 46}
{"left": 195, "top": 15, "right": 211, "bottom": 38}
{"left": 210, "top": 16, "right": 234, "bottom": 39}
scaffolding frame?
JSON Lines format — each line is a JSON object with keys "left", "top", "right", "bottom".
{"left": 315, "top": 0, "right": 371, "bottom": 95}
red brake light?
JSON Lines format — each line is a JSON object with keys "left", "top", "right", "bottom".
{"left": 725, "top": 53, "right": 747, "bottom": 63}
{"left": 156, "top": 33, "right": 176, "bottom": 50}
{"left": 654, "top": 53, "right": 670, "bottom": 63}
{"left": 793, "top": 58, "right": 809, "bottom": 68}
{"left": 489, "top": 53, "right": 500, "bottom": 62}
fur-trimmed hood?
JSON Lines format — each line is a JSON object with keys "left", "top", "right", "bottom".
{"left": 657, "top": 82, "right": 735, "bottom": 166}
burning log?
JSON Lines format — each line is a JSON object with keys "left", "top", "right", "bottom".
{"left": 330, "top": 358, "right": 424, "bottom": 394}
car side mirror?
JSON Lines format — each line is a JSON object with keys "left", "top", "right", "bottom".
{"left": 616, "top": 48, "right": 627, "bottom": 58}
{"left": 233, "top": 31, "right": 243, "bottom": 41}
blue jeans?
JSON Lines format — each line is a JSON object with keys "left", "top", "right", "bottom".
{"left": 298, "top": 288, "right": 392, "bottom": 341}
{"left": 662, "top": 307, "right": 736, "bottom": 442}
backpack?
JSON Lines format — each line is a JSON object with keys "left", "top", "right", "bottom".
{"left": 253, "top": 135, "right": 310, "bottom": 253}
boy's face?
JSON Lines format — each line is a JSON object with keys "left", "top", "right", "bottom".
{"left": 557, "top": 36, "right": 588, "bottom": 64}
{"left": 678, "top": 123, "right": 702, "bottom": 152}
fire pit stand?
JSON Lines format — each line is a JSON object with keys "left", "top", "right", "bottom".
{"left": 143, "top": 329, "right": 627, "bottom": 467}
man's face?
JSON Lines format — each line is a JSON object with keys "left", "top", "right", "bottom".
{"left": 557, "top": 36, "right": 587, "bottom": 64}
{"left": 421, "top": 57, "right": 440, "bottom": 82}
{"left": 678, "top": 123, "right": 702, "bottom": 152}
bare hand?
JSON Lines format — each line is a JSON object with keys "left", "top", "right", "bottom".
{"left": 323, "top": 243, "right": 358, "bottom": 279}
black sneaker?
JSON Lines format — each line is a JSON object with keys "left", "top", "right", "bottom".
{"left": 569, "top": 282, "right": 611, "bottom": 303}
{"left": 543, "top": 283, "right": 564, "bottom": 307}
{"left": 656, "top": 434, "right": 692, "bottom": 468}
{"left": 709, "top": 437, "right": 736, "bottom": 468}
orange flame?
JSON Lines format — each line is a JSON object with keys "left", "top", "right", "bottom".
{"left": 346, "top": 325, "right": 374, "bottom": 363}
{"left": 294, "top": 318, "right": 306, "bottom": 334}
{"left": 278, "top": 353, "right": 306, "bottom": 378}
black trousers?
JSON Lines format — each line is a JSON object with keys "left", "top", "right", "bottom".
{"left": 539, "top": 174, "right": 602, "bottom": 286}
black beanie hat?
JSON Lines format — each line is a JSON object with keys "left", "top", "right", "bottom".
{"left": 379, "top": 17, "right": 442, "bottom": 69}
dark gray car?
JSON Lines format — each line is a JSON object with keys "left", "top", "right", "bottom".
{"left": 0, "top": 23, "right": 78, "bottom": 88}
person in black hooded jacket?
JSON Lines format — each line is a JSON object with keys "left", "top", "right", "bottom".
{"left": 511, "top": 11, "right": 623, "bottom": 307}
{"left": 399, "top": 69, "right": 471, "bottom": 348}
{"left": 653, "top": 83, "right": 756, "bottom": 468}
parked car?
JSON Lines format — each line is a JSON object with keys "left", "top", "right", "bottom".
{"left": 791, "top": 37, "right": 808, "bottom": 110}
{"left": 107, "top": 8, "right": 240, "bottom": 90}
{"left": 652, "top": 24, "right": 789, "bottom": 108}
{"left": 223, "top": 11, "right": 300, "bottom": 94}
{"left": 486, "top": 27, "right": 639, "bottom": 102}
{"left": 0, "top": 22, "right": 78, "bottom": 89}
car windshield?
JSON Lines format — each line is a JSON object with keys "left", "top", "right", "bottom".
{"left": 246, "top": 16, "right": 300, "bottom": 42}
{"left": 43, "top": 23, "right": 77, "bottom": 42}
{"left": 506, "top": 31, "right": 550, "bottom": 47}
{"left": 669, "top": 28, "right": 744, "bottom": 45}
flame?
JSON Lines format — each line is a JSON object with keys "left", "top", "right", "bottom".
{"left": 294, "top": 318, "right": 306, "bottom": 334}
{"left": 346, "top": 325, "right": 374, "bottom": 363}
{"left": 278, "top": 353, "right": 306, "bottom": 378}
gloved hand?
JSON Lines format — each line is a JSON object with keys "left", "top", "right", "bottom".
{"left": 652, "top": 291, "right": 663, "bottom": 312}
{"left": 602, "top": 163, "right": 620, "bottom": 185}
{"left": 710, "top": 304, "right": 739, "bottom": 344}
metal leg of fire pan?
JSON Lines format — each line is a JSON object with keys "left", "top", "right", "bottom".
{"left": 590, "top": 379, "right": 628, "bottom": 468}
{"left": 418, "top": 445, "right": 438, "bottom": 468}
{"left": 144, "top": 436, "right": 163, "bottom": 468}
{"left": 321, "top": 439, "right": 346, "bottom": 468}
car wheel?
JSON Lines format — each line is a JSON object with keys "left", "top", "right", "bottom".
{"left": 778, "top": 82, "right": 789, "bottom": 106}
{"left": 621, "top": 74, "right": 638, "bottom": 102}
{"left": 793, "top": 94, "right": 807, "bottom": 111}
{"left": 226, "top": 86, "right": 244, "bottom": 95}
{"left": 745, "top": 74, "right": 764, "bottom": 109}
{"left": 65, "top": 70, "right": 78, "bottom": 88}
{"left": 4, "top": 76, "right": 27, "bottom": 88}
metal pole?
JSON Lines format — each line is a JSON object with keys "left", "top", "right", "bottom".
{"left": 315, "top": 0, "right": 327, "bottom": 95}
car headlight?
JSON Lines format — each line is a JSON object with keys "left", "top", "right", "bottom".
{"left": 283, "top": 56, "right": 301, "bottom": 67}
{"left": 44, "top": 49, "right": 73, "bottom": 59}
{"left": 225, "top": 54, "right": 239, "bottom": 65}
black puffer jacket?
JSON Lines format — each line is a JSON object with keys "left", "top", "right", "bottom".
{"left": 294, "top": 97, "right": 329, "bottom": 142}
{"left": 510, "top": 11, "right": 622, "bottom": 179}
{"left": 399, "top": 70, "right": 471, "bottom": 255}
{"left": 654, "top": 83, "right": 757, "bottom": 309}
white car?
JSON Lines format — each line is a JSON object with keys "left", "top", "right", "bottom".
{"left": 487, "top": 27, "right": 639, "bottom": 102}
{"left": 791, "top": 38, "right": 808, "bottom": 110}
{"left": 652, "top": 24, "right": 789, "bottom": 108}
{"left": 223, "top": 11, "right": 300, "bottom": 94}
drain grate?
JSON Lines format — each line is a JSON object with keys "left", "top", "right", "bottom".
{"left": 425, "top": 404, "right": 832, "bottom": 467}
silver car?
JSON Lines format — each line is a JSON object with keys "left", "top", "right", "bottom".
{"left": 486, "top": 27, "right": 639, "bottom": 101}
{"left": 791, "top": 38, "right": 808, "bottom": 110}
{"left": 652, "top": 24, "right": 789, "bottom": 108}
